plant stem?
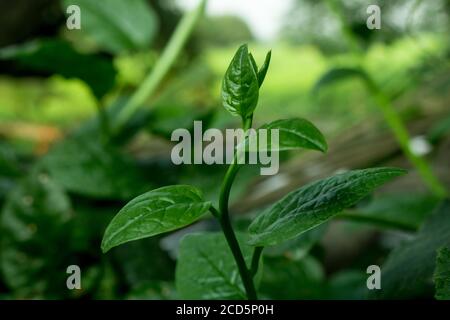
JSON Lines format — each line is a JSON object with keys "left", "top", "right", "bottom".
{"left": 218, "top": 212, "right": 257, "bottom": 299}
{"left": 366, "top": 78, "right": 448, "bottom": 198}
{"left": 112, "top": 0, "right": 207, "bottom": 132}
{"left": 250, "top": 246, "right": 263, "bottom": 278}
{"left": 217, "top": 116, "right": 257, "bottom": 300}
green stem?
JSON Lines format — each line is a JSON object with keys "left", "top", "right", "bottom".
{"left": 112, "top": 0, "right": 207, "bottom": 132}
{"left": 217, "top": 116, "right": 257, "bottom": 300}
{"left": 250, "top": 246, "right": 263, "bottom": 278}
{"left": 366, "top": 78, "right": 448, "bottom": 198}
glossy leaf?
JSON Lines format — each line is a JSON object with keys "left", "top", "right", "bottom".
{"left": 376, "top": 201, "right": 450, "bottom": 299}
{"left": 101, "top": 185, "right": 211, "bottom": 252}
{"left": 63, "top": 0, "right": 158, "bottom": 54}
{"left": 221, "top": 44, "right": 259, "bottom": 119}
{"left": 257, "top": 50, "right": 271, "bottom": 87}
{"left": 313, "top": 67, "right": 370, "bottom": 94}
{"left": 434, "top": 247, "right": 450, "bottom": 300}
{"left": 248, "top": 168, "right": 406, "bottom": 246}
{"left": 258, "top": 118, "right": 327, "bottom": 152}
{"left": 175, "top": 232, "right": 255, "bottom": 299}
{"left": 248, "top": 52, "right": 258, "bottom": 75}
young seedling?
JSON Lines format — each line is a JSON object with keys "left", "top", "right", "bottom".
{"left": 101, "top": 44, "right": 406, "bottom": 300}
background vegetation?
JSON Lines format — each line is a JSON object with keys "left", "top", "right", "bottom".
{"left": 0, "top": 0, "right": 449, "bottom": 299}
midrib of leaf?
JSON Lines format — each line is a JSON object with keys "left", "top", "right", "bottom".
{"left": 197, "top": 249, "right": 247, "bottom": 299}
{"left": 276, "top": 127, "right": 323, "bottom": 149}
{"left": 252, "top": 169, "right": 403, "bottom": 235}
{"left": 104, "top": 202, "right": 206, "bottom": 247}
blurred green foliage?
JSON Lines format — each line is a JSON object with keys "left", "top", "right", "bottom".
{"left": 0, "top": 0, "right": 449, "bottom": 300}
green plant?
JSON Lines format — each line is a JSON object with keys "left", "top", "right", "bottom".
{"left": 101, "top": 44, "right": 406, "bottom": 300}
{"left": 315, "top": 0, "right": 448, "bottom": 199}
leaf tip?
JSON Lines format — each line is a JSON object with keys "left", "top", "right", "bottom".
{"left": 100, "top": 238, "right": 111, "bottom": 253}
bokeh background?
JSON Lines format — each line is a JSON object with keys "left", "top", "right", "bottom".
{"left": 0, "top": 0, "right": 449, "bottom": 299}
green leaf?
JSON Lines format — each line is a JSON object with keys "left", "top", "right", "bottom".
{"left": 313, "top": 67, "right": 370, "bottom": 94}
{"left": 0, "top": 39, "right": 116, "bottom": 98}
{"left": 0, "top": 170, "right": 73, "bottom": 297}
{"left": 376, "top": 200, "right": 450, "bottom": 299}
{"left": 344, "top": 193, "right": 439, "bottom": 231}
{"left": 63, "top": 0, "right": 158, "bottom": 54}
{"left": 176, "top": 232, "right": 255, "bottom": 299}
{"left": 221, "top": 44, "right": 259, "bottom": 119}
{"left": 113, "top": 237, "right": 175, "bottom": 288}
{"left": 101, "top": 185, "right": 211, "bottom": 252}
{"left": 248, "top": 167, "right": 406, "bottom": 246}
{"left": 42, "top": 135, "right": 148, "bottom": 199}
{"left": 434, "top": 247, "right": 450, "bottom": 300}
{"left": 265, "top": 225, "right": 326, "bottom": 259}
{"left": 257, "top": 50, "right": 271, "bottom": 87}
{"left": 258, "top": 118, "right": 327, "bottom": 152}
{"left": 248, "top": 53, "right": 258, "bottom": 75}
{"left": 259, "top": 255, "right": 324, "bottom": 299}
{"left": 325, "top": 271, "right": 368, "bottom": 300}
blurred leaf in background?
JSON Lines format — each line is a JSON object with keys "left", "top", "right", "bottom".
{"left": 376, "top": 201, "right": 450, "bottom": 299}
{"left": 0, "top": 170, "right": 73, "bottom": 298}
{"left": 62, "top": 0, "right": 158, "bottom": 54}
{"left": 0, "top": 39, "right": 116, "bottom": 98}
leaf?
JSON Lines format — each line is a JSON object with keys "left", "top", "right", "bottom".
{"left": 325, "top": 271, "right": 368, "bottom": 300}
{"left": 434, "top": 247, "right": 450, "bottom": 300}
{"left": 264, "top": 225, "right": 326, "bottom": 259}
{"left": 346, "top": 193, "right": 439, "bottom": 231}
{"left": 175, "top": 232, "right": 255, "bottom": 299}
{"left": 113, "top": 237, "right": 175, "bottom": 291}
{"left": 313, "top": 67, "right": 370, "bottom": 94}
{"left": 101, "top": 185, "right": 211, "bottom": 252}
{"left": 221, "top": 44, "right": 259, "bottom": 119}
{"left": 248, "top": 53, "right": 258, "bottom": 75}
{"left": 63, "top": 0, "right": 158, "bottom": 54}
{"left": 257, "top": 118, "right": 327, "bottom": 152}
{"left": 0, "top": 170, "right": 73, "bottom": 297}
{"left": 259, "top": 255, "right": 324, "bottom": 299}
{"left": 0, "top": 39, "right": 116, "bottom": 98}
{"left": 257, "top": 50, "right": 271, "bottom": 87}
{"left": 126, "top": 281, "right": 176, "bottom": 300}
{"left": 42, "top": 135, "right": 148, "bottom": 199}
{"left": 248, "top": 167, "right": 406, "bottom": 246}
{"left": 376, "top": 201, "right": 450, "bottom": 299}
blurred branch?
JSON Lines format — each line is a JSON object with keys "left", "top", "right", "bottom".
{"left": 113, "top": 0, "right": 207, "bottom": 132}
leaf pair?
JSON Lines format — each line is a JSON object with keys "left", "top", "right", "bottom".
{"left": 102, "top": 168, "right": 406, "bottom": 251}
{"left": 221, "top": 44, "right": 271, "bottom": 120}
